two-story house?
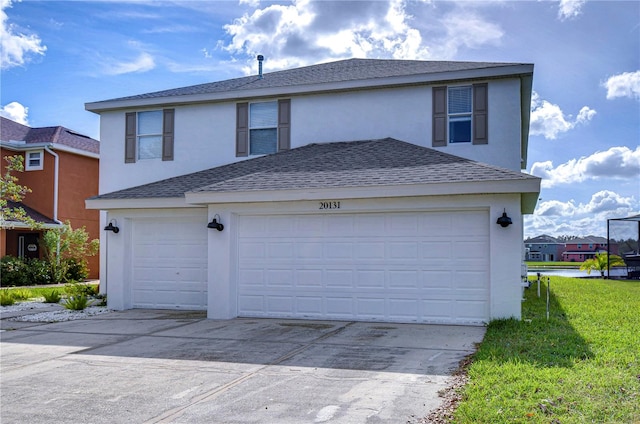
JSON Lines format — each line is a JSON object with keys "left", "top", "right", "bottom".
{"left": 85, "top": 58, "right": 540, "bottom": 324}
{"left": 563, "top": 236, "right": 618, "bottom": 262}
{"left": 524, "top": 234, "right": 565, "bottom": 262}
{"left": 0, "top": 117, "right": 100, "bottom": 278}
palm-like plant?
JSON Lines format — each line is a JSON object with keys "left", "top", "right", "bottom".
{"left": 580, "top": 252, "right": 626, "bottom": 277}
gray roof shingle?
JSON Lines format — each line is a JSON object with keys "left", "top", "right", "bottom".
{"left": 91, "top": 58, "right": 528, "bottom": 104}
{"left": 92, "top": 138, "right": 539, "bottom": 201}
{"left": 0, "top": 117, "right": 100, "bottom": 154}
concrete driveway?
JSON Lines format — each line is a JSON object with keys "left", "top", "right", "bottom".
{"left": 0, "top": 310, "right": 485, "bottom": 423}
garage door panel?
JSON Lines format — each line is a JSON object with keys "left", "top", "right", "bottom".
{"left": 131, "top": 217, "right": 207, "bottom": 310}
{"left": 238, "top": 211, "right": 489, "bottom": 324}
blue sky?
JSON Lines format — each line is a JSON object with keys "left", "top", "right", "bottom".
{"left": 1, "top": 0, "right": 638, "bottom": 239}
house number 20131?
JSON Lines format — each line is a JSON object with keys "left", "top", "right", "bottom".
{"left": 319, "top": 201, "right": 341, "bottom": 210}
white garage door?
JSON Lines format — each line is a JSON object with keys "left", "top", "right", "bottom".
{"left": 131, "top": 217, "right": 208, "bottom": 310}
{"left": 237, "top": 210, "right": 489, "bottom": 324}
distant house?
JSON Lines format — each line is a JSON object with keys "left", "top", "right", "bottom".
{"left": 562, "top": 236, "right": 618, "bottom": 262}
{"left": 524, "top": 234, "right": 565, "bottom": 261}
{"left": 0, "top": 117, "right": 100, "bottom": 278}
{"left": 85, "top": 58, "right": 540, "bottom": 324}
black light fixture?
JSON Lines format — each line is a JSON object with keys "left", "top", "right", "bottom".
{"left": 496, "top": 209, "right": 513, "bottom": 228}
{"left": 104, "top": 219, "right": 120, "bottom": 233}
{"left": 207, "top": 214, "right": 224, "bottom": 231}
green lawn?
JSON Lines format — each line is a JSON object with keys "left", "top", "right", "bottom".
{"left": 454, "top": 277, "right": 640, "bottom": 423}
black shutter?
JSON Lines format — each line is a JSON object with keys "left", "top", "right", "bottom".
{"left": 125, "top": 112, "right": 136, "bottom": 163}
{"left": 278, "top": 99, "right": 291, "bottom": 151}
{"left": 473, "top": 83, "right": 488, "bottom": 145}
{"left": 162, "top": 109, "right": 175, "bottom": 161}
{"left": 236, "top": 103, "right": 249, "bottom": 157}
{"left": 432, "top": 86, "right": 447, "bottom": 147}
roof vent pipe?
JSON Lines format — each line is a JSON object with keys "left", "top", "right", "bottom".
{"left": 257, "top": 55, "right": 264, "bottom": 79}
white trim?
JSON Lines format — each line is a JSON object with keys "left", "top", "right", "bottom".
{"left": 85, "top": 179, "right": 540, "bottom": 212}
{"left": 25, "top": 150, "right": 44, "bottom": 171}
{"left": 0, "top": 220, "right": 63, "bottom": 230}
{"left": 85, "top": 197, "right": 203, "bottom": 210}
{"left": 0, "top": 141, "right": 99, "bottom": 159}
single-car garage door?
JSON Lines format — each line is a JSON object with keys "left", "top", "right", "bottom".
{"left": 237, "top": 210, "right": 489, "bottom": 324}
{"left": 131, "top": 216, "right": 208, "bottom": 310}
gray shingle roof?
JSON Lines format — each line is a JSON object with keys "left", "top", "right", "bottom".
{"left": 0, "top": 117, "right": 100, "bottom": 154}
{"left": 93, "top": 58, "right": 527, "bottom": 103}
{"left": 92, "top": 138, "right": 539, "bottom": 201}
{"left": 5, "top": 201, "right": 58, "bottom": 225}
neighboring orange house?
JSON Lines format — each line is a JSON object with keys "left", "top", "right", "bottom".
{"left": 0, "top": 116, "right": 100, "bottom": 279}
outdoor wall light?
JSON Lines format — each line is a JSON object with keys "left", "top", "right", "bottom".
{"left": 207, "top": 214, "right": 224, "bottom": 231}
{"left": 496, "top": 209, "right": 513, "bottom": 228}
{"left": 104, "top": 219, "right": 120, "bottom": 233}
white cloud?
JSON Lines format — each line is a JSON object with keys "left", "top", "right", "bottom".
{"left": 0, "top": 0, "right": 47, "bottom": 69}
{"left": 557, "top": 0, "right": 587, "bottom": 21}
{"left": 0, "top": 101, "right": 29, "bottom": 125}
{"left": 524, "top": 191, "right": 638, "bottom": 238}
{"left": 104, "top": 51, "right": 155, "bottom": 75}
{"left": 435, "top": 12, "right": 503, "bottom": 58}
{"left": 603, "top": 70, "right": 640, "bottom": 100}
{"left": 529, "top": 91, "right": 596, "bottom": 139}
{"left": 218, "top": 0, "right": 502, "bottom": 74}
{"left": 530, "top": 145, "right": 640, "bottom": 188}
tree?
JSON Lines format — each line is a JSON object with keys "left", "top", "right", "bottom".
{"left": 41, "top": 221, "right": 99, "bottom": 283}
{"left": 0, "top": 155, "right": 36, "bottom": 228}
{"left": 579, "top": 252, "right": 626, "bottom": 277}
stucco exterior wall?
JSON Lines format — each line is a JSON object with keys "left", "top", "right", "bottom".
{"left": 98, "top": 78, "right": 524, "bottom": 194}
{"left": 98, "top": 192, "right": 525, "bottom": 322}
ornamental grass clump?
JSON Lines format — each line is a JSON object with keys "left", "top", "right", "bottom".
{"left": 63, "top": 295, "right": 89, "bottom": 311}
{"left": 42, "top": 290, "right": 62, "bottom": 303}
{"left": 0, "top": 291, "right": 15, "bottom": 306}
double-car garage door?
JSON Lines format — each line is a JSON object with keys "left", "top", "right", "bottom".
{"left": 237, "top": 210, "right": 490, "bottom": 324}
{"left": 129, "top": 210, "right": 490, "bottom": 323}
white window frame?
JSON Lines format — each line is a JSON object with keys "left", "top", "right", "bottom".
{"left": 25, "top": 150, "right": 44, "bottom": 171}
{"left": 249, "top": 101, "right": 278, "bottom": 155}
{"left": 137, "top": 110, "right": 163, "bottom": 160}
{"left": 447, "top": 85, "right": 473, "bottom": 144}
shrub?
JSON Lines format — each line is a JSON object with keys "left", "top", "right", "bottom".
{"left": 0, "top": 256, "right": 29, "bottom": 287}
{"left": 64, "top": 257, "right": 89, "bottom": 282}
{"left": 0, "top": 291, "right": 15, "bottom": 306}
{"left": 25, "top": 258, "right": 52, "bottom": 285}
{"left": 42, "top": 290, "right": 61, "bottom": 303}
{"left": 64, "top": 295, "right": 88, "bottom": 311}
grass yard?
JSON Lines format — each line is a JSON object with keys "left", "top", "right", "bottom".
{"left": 454, "top": 277, "right": 640, "bottom": 423}
{"left": 0, "top": 284, "right": 99, "bottom": 303}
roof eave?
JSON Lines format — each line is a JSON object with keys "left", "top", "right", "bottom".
{"left": 0, "top": 141, "right": 99, "bottom": 159}
{"left": 184, "top": 178, "right": 541, "bottom": 206}
{"left": 85, "top": 64, "right": 535, "bottom": 113}
{"left": 85, "top": 197, "right": 203, "bottom": 210}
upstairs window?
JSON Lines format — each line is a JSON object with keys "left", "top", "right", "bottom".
{"left": 137, "top": 111, "right": 163, "bottom": 160}
{"left": 25, "top": 150, "right": 43, "bottom": 171}
{"left": 448, "top": 86, "right": 472, "bottom": 143}
{"left": 432, "top": 83, "right": 488, "bottom": 147}
{"left": 236, "top": 99, "right": 290, "bottom": 157}
{"left": 124, "top": 109, "right": 174, "bottom": 163}
{"left": 249, "top": 101, "right": 278, "bottom": 155}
